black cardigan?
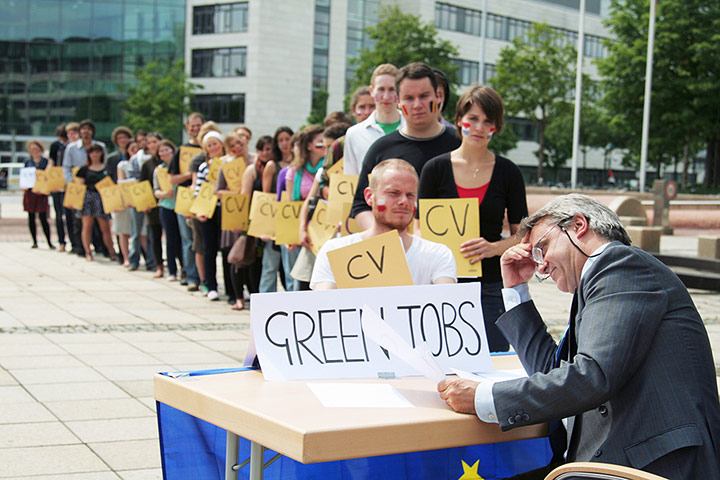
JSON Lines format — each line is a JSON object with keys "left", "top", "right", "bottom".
{"left": 418, "top": 153, "right": 528, "bottom": 283}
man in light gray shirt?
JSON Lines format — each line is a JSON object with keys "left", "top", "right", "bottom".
{"left": 62, "top": 119, "right": 107, "bottom": 183}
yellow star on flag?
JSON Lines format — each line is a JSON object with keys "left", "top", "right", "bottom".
{"left": 458, "top": 459, "right": 484, "bottom": 479}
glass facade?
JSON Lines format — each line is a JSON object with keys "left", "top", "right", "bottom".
{"left": 0, "top": 0, "right": 185, "bottom": 143}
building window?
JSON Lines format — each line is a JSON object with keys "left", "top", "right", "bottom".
{"left": 484, "top": 63, "right": 497, "bottom": 84}
{"left": 584, "top": 35, "right": 606, "bottom": 58}
{"left": 435, "top": 2, "right": 608, "bottom": 58}
{"left": 435, "top": 3, "right": 481, "bottom": 36}
{"left": 191, "top": 47, "right": 247, "bottom": 77}
{"left": 508, "top": 118, "right": 538, "bottom": 142}
{"left": 193, "top": 2, "right": 249, "bottom": 35}
{"left": 346, "top": 0, "right": 379, "bottom": 89}
{"left": 191, "top": 94, "right": 245, "bottom": 123}
{"left": 453, "top": 59, "right": 479, "bottom": 85}
{"left": 486, "top": 13, "right": 506, "bottom": 40}
{"left": 312, "top": 1, "right": 331, "bottom": 92}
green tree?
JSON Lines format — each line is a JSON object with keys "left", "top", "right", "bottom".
{"left": 488, "top": 125, "right": 519, "bottom": 157}
{"left": 306, "top": 89, "right": 329, "bottom": 126}
{"left": 348, "top": 5, "right": 459, "bottom": 121}
{"left": 598, "top": 0, "right": 720, "bottom": 189}
{"left": 492, "top": 23, "right": 576, "bottom": 184}
{"left": 121, "top": 60, "right": 200, "bottom": 145}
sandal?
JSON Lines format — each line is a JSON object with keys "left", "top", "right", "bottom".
{"left": 85, "top": 253, "right": 94, "bottom": 262}
{"left": 231, "top": 300, "right": 245, "bottom": 311}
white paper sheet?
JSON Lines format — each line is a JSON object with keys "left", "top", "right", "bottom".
{"left": 361, "top": 304, "right": 445, "bottom": 383}
{"left": 451, "top": 368, "right": 527, "bottom": 382}
{"left": 307, "top": 382, "right": 414, "bottom": 408}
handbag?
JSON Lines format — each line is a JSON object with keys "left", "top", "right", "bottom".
{"left": 228, "top": 234, "right": 257, "bottom": 267}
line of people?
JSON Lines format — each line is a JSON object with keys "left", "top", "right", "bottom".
{"left": 21, "top": 61, "right": 527, "bottom": 332}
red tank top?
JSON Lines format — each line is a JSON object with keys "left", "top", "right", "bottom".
{"left": 456, "top": 183, "right": 489, "bottom": 205}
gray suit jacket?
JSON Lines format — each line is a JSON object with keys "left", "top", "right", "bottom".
{"left": 493, "top": 242, "right": 720, "bottom": 477}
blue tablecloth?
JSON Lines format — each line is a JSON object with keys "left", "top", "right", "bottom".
{"left": 157, "top": 367, "right": 552, "bottom": 480}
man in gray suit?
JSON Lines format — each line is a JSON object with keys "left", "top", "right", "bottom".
{"left": 439, "top": 194, "right": 720, "bottom": 479}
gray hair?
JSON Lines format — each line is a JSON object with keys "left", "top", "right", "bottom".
{"left": 519, "top": 193, "right": 631, "bottom": 245}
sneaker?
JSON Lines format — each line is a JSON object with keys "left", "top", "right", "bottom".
{"left": 180, "top": 278, "right": 189, "bottom": 286}
{"left": 59, "top": 244, "right": 66, "bottom": 252}
{"left": 200, "top": 284, "right": 209, "bottom": 295}
{"left": 207, "top": 290, "right": 219, "bottom": 301}
{"left": 167, "top": 275, "right": 177, "bottom": 282}
{"left": 187, "top": 283, "right": 199, "bottom": 292}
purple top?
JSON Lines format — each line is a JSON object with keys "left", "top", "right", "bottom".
{"left": 276, "top": 166, "right": 288, "bottom": 201}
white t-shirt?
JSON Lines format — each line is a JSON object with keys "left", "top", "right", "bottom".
{"left": 310, "top": 232, "right": 457, "bottom": 289}
{"left": 343, "top": 110, "right": 405, "bottom": 175}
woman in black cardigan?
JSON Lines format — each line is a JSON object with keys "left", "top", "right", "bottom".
{"left": 419, "top": 85, "right": 528, "bottom": 352}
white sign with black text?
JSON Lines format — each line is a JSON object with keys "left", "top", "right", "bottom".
{"left": 249, "top": 283, "right": 492, "bottom": 381}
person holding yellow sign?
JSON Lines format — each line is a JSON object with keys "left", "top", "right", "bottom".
{"left": 418, "top": 85, "right": 527, "bottom": 352}
{"left": 22, "top": 140, "right": 55, "bottom": 250}
{"left": 311, "top": 159, "right": 456, "bottom": 290}
{"left": 74, "top": 145, "right": 118, "bottom": 262}
{"left": 196, "top": 131, "right": 228, "bottom": 301}
{"left": 154, "top": 140, "right": 182, "bottom": 282}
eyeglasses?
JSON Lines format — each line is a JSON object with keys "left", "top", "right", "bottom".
{"left": 531, "top": 224, "right": 558, "bottom": 282}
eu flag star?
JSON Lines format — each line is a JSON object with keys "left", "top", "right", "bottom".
{"left": 458, "top": 459, "right": 484, "bottom": 479}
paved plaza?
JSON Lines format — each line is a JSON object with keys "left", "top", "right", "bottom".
{"left": 1, "top": 190, "right": 719, "bottom": 478}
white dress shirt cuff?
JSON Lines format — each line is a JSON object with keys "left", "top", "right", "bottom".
{"left": 474, "top": 380, "right": 498, "bottom": 423}
{"left": 501, "top": 283, "right": 531, "bottom": 311}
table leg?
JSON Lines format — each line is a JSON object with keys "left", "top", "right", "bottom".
{"left": 225, "top": 431, "right": 239, "bottom": 480}
{"left": 249, "top": 441, "right": 265, "bottom": 480}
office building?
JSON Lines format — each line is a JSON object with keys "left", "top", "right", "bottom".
{"left": 186, "top": 0, "right": 623, "bottom": 184}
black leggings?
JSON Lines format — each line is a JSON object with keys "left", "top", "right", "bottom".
{"left": 228, "top": 255, "right": 262, "bottom": 301}
{"left": 148, "top": 223, "right": 163, "bottom": 270}
{"left": 28, "top": 212, "right": 51, "bottom": 246}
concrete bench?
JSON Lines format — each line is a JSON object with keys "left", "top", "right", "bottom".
{"left": 608, "top": 197, "right": 648, "bottom": 225}
{"left": 618, "top": 216, "right": 647, "bottom": 227}
{"left": 626, "top": 226, "right": 664, "bottom": 252}
{"left": 698, "top": 236, "right": 720, "bottom": 260}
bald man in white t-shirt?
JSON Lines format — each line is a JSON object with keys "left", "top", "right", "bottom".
{"left": 311, "top": 159, "right": 456, "bottom": 289}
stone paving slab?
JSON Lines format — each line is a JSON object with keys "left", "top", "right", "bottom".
{"left": 1, "top": 225, "right": 719, "bottom": 479}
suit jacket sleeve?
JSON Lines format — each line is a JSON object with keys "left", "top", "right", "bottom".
{"left": 492, "top": 245, "right": 668, "bottom": 430}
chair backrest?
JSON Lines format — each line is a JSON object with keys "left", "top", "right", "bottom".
{"left": 544, "top": 462, "right": 668, "bottom": 480}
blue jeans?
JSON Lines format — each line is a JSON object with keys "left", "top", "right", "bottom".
{"left": 280, "top": 245, "right": 300, "bottom": 291}
{"left": 159, "top": 207, "right": 180, "bottom": 276}
{"left": 176, "top": 213, "right": 198, "bottom": 284}
{"left": 259, "top": 242, "right": 300, "bottom": 292}
{"left": 259, "top": 241, "right": 281, "bottom": 293}
{"left": 129, "top": 208, "right": 155, "bottom": 268}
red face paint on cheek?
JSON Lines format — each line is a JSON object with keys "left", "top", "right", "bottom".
{"left": 377, "top": 205, "right": 387, "bottom": 212}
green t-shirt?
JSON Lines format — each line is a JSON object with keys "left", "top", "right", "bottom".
{"left": 377, "top": 120, "right": 401, "bottom": 135}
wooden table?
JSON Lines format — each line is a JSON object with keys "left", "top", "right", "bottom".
{"left": 154, "top": 355, "right": 548, "bottom": 480}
